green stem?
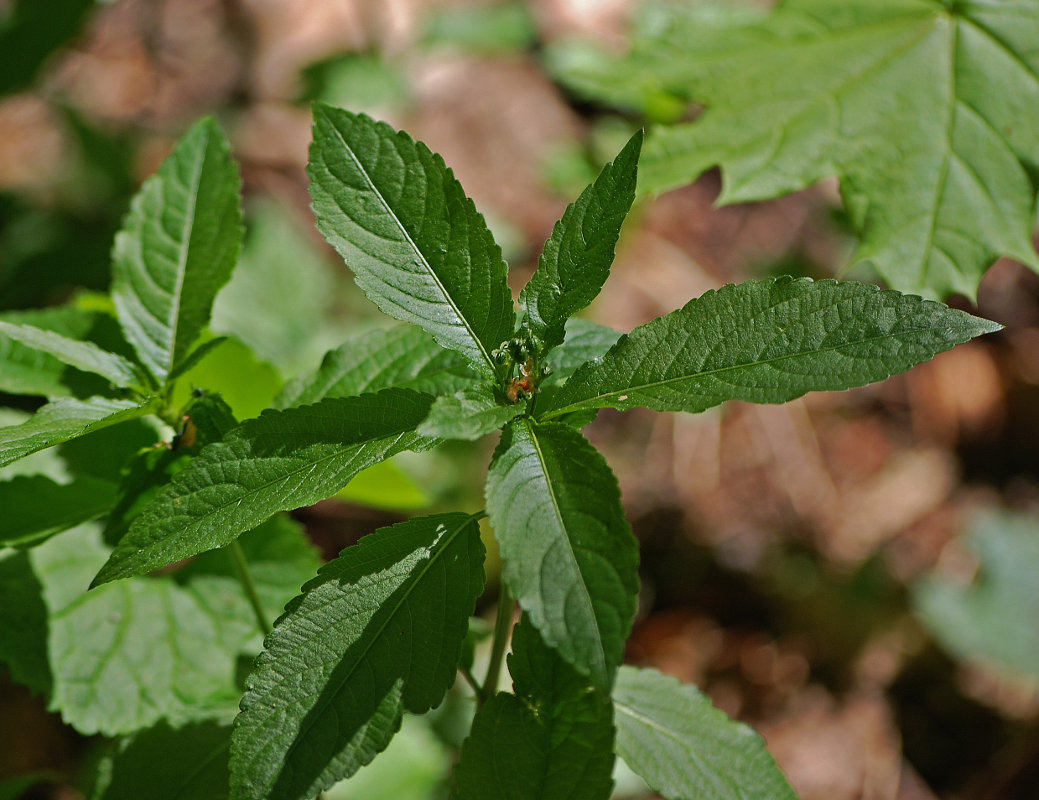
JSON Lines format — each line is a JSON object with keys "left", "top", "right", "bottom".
{"left": 482, "top": 582, "right": 514, "bottom": 699}
{"left": 459, "top": 666, "right": 483, "bottom": 701}
{"left": 228, "top": 539, "right": 272, "bottom": 636}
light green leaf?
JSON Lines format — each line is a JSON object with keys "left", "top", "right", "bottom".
{"left": 334, "top": 459, "right": 432, "bottom": 511}
{"left": 308, "top": 105, "right": 514, "bottom": 376}
{"left": 112, "top": 116, "right": 243, "bottom": 384}
{"left": 0, "top": 320, "right": 144, "bottom": 390}
{"left": 454, "top": 616, "right": 615, "bottom": 800}
{"left": 170, "top": 336, "right": 282, "bottom": 421}
{"left": 230, "top": 513, "right": 485, "bottom": 800}
{"left": 520, "top": 132, "right": 642, "bottom": 352}
{"left": 0, "top": 475, "right": 117, "bottom": 548}
{"left": 542, "top": 319, "right": 623, "bottom": 387}
{"left": 90, "top": 720, "right": 231, "bottom": 800}
{"left": 559, "top": 0, "right": 1039, "bottom": 299}
{"left": 0, "top": 306, "right": 125, "bottom": 398}
{"left": 28, "top": 517, "right": 317, "bottom": 736}
{"left": 542, "top": 278, "right": 1001, "bottom": 419}
{"left": 418, "top": 385, "right": 524, "bottom": 441}
{"left": 485, "top": 419, "right": 639, "bottom": 690}
{"left": 93, "top": 389, "right": 435, "bottom": 585}
{"left": 914, "top": 511, "right": 1039, "bottom": 682}
{"left": 276, "top": 325, "right": 475, "bottom": 409}
{"left": 613, "top": 666, "right": 797, "bottom": 800}
{"left": 0, "top": 397, "right": 157, "bottom": 468}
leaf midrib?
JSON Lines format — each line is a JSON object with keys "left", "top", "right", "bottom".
{"left": 543, "top": 322, "right": 975, "bottom": 418}
{"left": 325, "top": 118, "right": 496, "bottom": 374}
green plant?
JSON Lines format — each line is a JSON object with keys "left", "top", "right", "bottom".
{"left": 0, "top": 105, "right": 1000, "bottom": 800}
{"left": 547, "top": 0, "right": 1039, "bottom": 301}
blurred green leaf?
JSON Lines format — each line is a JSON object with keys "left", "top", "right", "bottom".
{"left": 421, "top": 2, "right": 537, "bottom": 54}
{"left": 171, "top": 336, "right": 282, "bottom": 421}
{"left": 0, "top": 0, "right": 97, "bottom": 95}
{"left": 0, "top": 474, "right": 116, "bottom": 547}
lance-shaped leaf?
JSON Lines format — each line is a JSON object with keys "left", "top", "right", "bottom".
{"left": 454, "top": 616, "right": 615, "bottom": 800}
{"left": 0, "top": 475, "right": 117, "bottom": 548}
{"left": 542, "top": 278, "right": 1001, "bottom": 419}
{"left": 93, "top": 388, "right": 435, "bottom": 585}
{"left": 0, "top": 320, "right": 144, "bottom": 390}
{"left": 230, "top": 513, "right": 485, "bottom": 800}
{"left": 0, "top": 397, "right": 157, "bottom": 469}
{"left": 276, "top": 325, "right": 475, "bottom": 409}
{"left": 554, "top": 0, "right": 1039, "bottom": 299}
{"left": 520, "top": 132, "right": 642, "bottom": 352}
{"left": 112, "top": 116, "right": 243, "bottom": 385}
{"left": 486, "top": 419, "right": 639, "bottom": 689}
{"left": 308, "top": 105, "right": 513, "bottom": 376}
{"left": 613, "top": 666, "right": 797, "bottom": 800}
{"left": 418, "top": 385, "right": 524, "bottom": 441}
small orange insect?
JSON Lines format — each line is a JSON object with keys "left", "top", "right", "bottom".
{"left": 506, "top": 358, "right": 537, "bottom": 403}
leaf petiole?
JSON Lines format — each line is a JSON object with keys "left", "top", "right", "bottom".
{"left": 227, "top": 539, "right": 271, "bottom": 637}
{"left": 482, "top": 582, "right": 514, "bottom": 699}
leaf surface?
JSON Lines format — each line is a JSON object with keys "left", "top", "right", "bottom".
{"left": 914, "top": 511, "right": 1039, "bottom": 682}
{"left": 553, "top": 0, "right": 1039, "bottom": 299}
{"left": 308, "top": 105, "right": 513, "bottom": 376}
{"left": 276, "top": 325, "right": 474, "bottom": 409}
{"left": 0, "top": 475, "right": 117, "bottom": 548}
{"left": 0, "top": 397, "right": 156, "bottom": 468}
{"left": 542, "top": 278, "right": 1000, "bottom": 419}
{"left": 418, "top": 385, "right": 524, "bottom": 441}
{"left": 454, "top": 617, "right": 615, "bottom": 800}
{"left": 93, "top": 389, "right": 435, "bottom": 585}
{"left": 613, "top": 666, "right": 797, "bottom": 800}
{"left": 230, "top": 513, "right": 485, "bottom": 800}
{"left": 520, "top": 132, "right": 642, "bottom": 351}
{"left": 485, "top": 419, "right": 639, "bottom": 689}
{"left": 112, "top": 116, "right": 243, "bottom": 384}
{"left": 0, "top": 320, "right": 143, "bottom": 390}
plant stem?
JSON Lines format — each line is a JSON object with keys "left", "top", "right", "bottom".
{"left": 459, "top": 666, "right": 483, "bottom": 701}
{"left": 228, "top": 539, "right": 272, "bottom": 636}
{"left": 482, "top": 582, "right": 514, "bottom": 698}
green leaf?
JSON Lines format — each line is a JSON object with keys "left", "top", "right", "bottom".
{"left": 27, "top": 518, "right": 316, "bottom": 735}
{"left": 170, "top": 336, "right": 282, "bottom": 421}
{"left": 613, "top": 666, "right": 797, "bottom": 800}
{"left": 520, "top": 132, "right": 642, "bottom": 352}
{"left": 230, "top": 513, "right": 485, "bottom": 800}
{"left": 0, "top": 397, "right": 157, "bottom": 468}
{"left": 90, "top": 720, "right": 231, "bottom": 800}
{"left": 418, "top": 385, "right": 524, "bottom": 441}
{"left": 485, "top": 419, "right": 639, "bottom": 689}
{"left": 563, "top": 0, "right": 1039, "bottom": 299}
{"left": 112, "top": 116, "right": 244, "bottom": 384}
{"left": 542, "top": 319, "right": 623, "bottom": 387}
{"left": 0, "top": 550, "right": 51, "bottom": 694}
{"left": 308, "top": 105, "right": 514, "bottom": 376}
{"left": 0, "top": 475, "right": 117, "bottom": 548}
{"left": 0, "top": 306, "right": 126, "bottom": 398}
{"left": 93, "top": 389, "right": 436, "bottom": 585}
{"left": 913, "top": 511, "right": 1039, "bottom": 682}
{"left": 454, "top": 616, "right": 615, "bottom": 800}
{"left": 0, "top": 320, "right": 144, "bottom": 390}
{"left": 0, "top": 0, "right": 95, "bottom": 95}
{"left": 334, "top": 459, "right": 432, "bottom": 511}
{"left": 542, "top": 278, "right": 1001, "bottom": 419}
{"left": 276, "top": 325, "right": 475, "bottom": 409}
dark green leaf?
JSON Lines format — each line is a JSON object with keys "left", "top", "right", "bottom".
{"left": 276, "top": 325, "right": 475, "bottom": 409}
{"left": 454, "top": 616, "right": 615, "bottom": 800}
{"left": 0, "top": 475, "right": 116, "bottom": 548}
{"left": 0, "top": 0, "right": 95, "bottom": 95}
{"left": 0, "top": 397, "right": 157, "bottom": 468}
{"left": 418, "top": 385, "right": 524, "bottom": 441}
{"left": 308, "top": 105, "right": 513, "bottom": 376}
{"left": 485, "top": 419, "right": 639, "bottom": 689}
{"left": 914, "top": 511, "right": 1039, "bottom": 682}
{"left": 542, "top": 278, "right": 1001, "bottom": 419}
{"left": 520, "top": 132, "right": 641, "bottom": 351}
{"left": 93, "top": 389, "right": 435, "bottom": 585}
{"left": 0, "top": 320, "right": 144, "bottom": 390}
{"left": 90, "top": 720, "right": 231, "bottom": 800}
{"left": 613, "top": 666, "right": 797, "bottom": 800}
{"left": 230, "top": 513, "right": 485, "bottom": 800}
{"left": 0, "top": 550, "right": 51, "bottom": 694}
{"left": 112, "top": 117, "right": 243, "bottom": 384}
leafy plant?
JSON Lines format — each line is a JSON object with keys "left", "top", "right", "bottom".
{"left": 0, "top": 104, "right": 1000, "bottom": 800}
{"left": 547, "top": 0, "right": 1039, "bottom": 301}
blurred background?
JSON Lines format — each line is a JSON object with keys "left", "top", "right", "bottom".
{"left": 2, "top": 1, "right": 1039, "bottom": 798}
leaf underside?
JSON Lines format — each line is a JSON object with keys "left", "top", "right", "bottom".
{"left": 308, "top": 105, "right": 514, "bottom": 377}
{"left": 231, "top": 513, "right": 485, "bottom": 800}
{"left": 543, "top": 277, "right": 1000, "bottom": 419}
